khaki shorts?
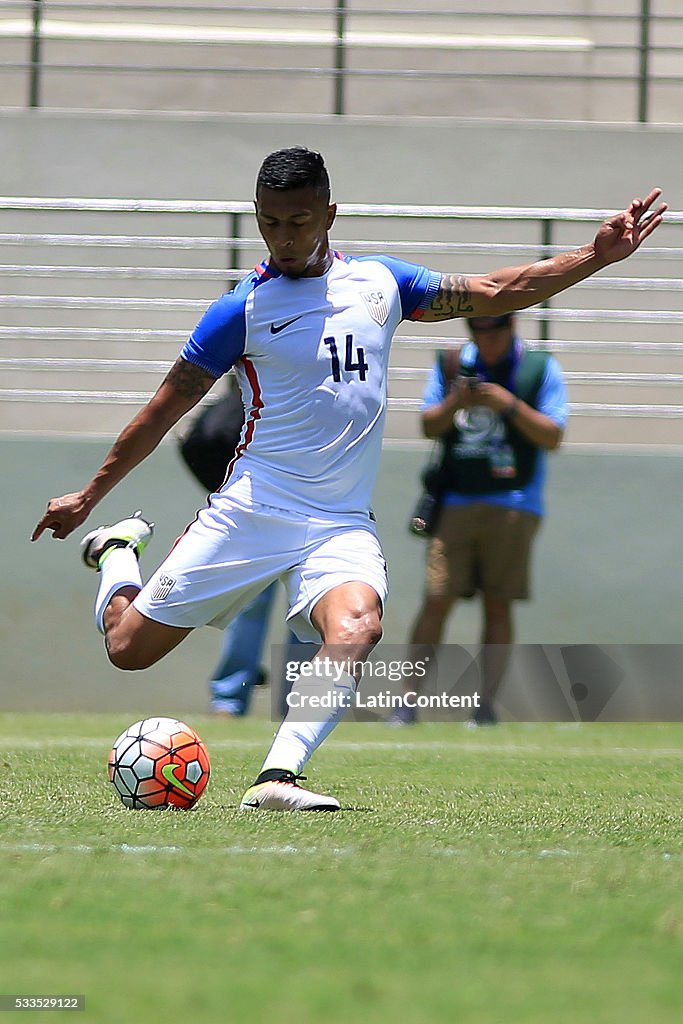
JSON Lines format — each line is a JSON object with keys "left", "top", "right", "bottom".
{"left": 425, "top": 503, "right": 541, "bottom": 601}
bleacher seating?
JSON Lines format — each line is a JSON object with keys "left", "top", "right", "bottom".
{"left": 1, "top": 196, "right": 682, "bottom": 448}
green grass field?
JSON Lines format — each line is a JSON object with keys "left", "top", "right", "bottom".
{"left": 1, "top": 714, "right": 681, "bottom": 1024}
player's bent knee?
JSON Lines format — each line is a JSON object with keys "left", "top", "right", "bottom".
{"left": 363, "top": 617, "right": 383, "bottom": 648}
{"left": 338, "top": 612, "right": 383, "bottom": 649}
{"left": 313, "top": 583, "right": 384, "bottom": 649}
{"left": 104, "top": 633, "right": 161, "bottom": 672}
{"left": 104, "top": 609, "right": 191, "bottom": 671}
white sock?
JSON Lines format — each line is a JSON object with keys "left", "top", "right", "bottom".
{"left": 94, "top": 546, "right": 142, "bottom": 635}
{"left": 260, "top": 668, "right": 357, "bottom": 777}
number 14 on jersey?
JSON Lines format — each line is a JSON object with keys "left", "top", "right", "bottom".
{"left": 324, "top": 335, "right": 369, "bottom": 382}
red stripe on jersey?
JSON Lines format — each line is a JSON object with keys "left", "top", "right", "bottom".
{"left": 222, "top": 356, "right": 263, "bottom": 484}
{"left": 167, "top": 516, "right": 196, "bottom": 555}
{"left": 254, "top": 260, "right": 275, "bottom": 279}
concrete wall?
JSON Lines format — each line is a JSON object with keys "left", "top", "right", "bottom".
{"left": 2, "top": 109, "right": 683, "bottom": 208}
{"left": 4, "top": 437, "right": 681, "bottom": 716}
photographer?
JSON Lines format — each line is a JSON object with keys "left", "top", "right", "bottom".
{"left": 392, "top": 313, "right": 568, "bottom": 726}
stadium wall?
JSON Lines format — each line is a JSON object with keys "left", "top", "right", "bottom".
{"left": 5, "top": 438, "right": 681, "bottom": 717}
{"left": 2, "top": 109, "right": 683, "bottom": 207}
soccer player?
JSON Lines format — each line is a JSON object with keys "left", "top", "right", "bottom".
{"left": 32, "top": 147, "right": 666, "bottom": 811}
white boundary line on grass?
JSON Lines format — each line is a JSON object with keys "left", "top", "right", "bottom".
{"left": 0, "top": 842, "right": 678, "bottom": 861}
{"left": 2, "top": 737, "right": 682, "bottom": 758}
{"left": 0, "top": 842, "right": 354, "bottom": 856}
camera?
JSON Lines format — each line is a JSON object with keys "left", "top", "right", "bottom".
{"left": 409, "top": 492, "right": 440, "bottom": 536}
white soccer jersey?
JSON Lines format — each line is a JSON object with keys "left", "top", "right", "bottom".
{"left": 181, "top": 253, "right": 440, "bottom": 514}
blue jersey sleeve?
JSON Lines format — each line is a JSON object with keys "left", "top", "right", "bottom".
{"left": 421, "top": 360, "right": 446, "bottom": 410}
{"left": 537, "top": 356, "right": 569, "bottom": 429}
{"left": 180, "top": 281, "right": 249, "bottom": 378}
{"left": 364, "top": 255, "right": 441, "bottom": 320}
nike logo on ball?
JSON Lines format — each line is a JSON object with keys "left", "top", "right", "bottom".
{"left": 161, "top": 762, "right": 194, "bottom": 797}
{"left": 270, "top": 315, "right": 303, "bottom": 335}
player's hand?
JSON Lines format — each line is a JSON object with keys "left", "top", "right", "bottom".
{"left": 593, "top": 188, "right": 667, "bottom": 265}
{"left": 31, "top": 491, "right": 92, "bottom": 542}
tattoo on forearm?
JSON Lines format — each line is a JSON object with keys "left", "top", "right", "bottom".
{"left": 164, "top": 358, "right": 215, "bottom": 399}
{"left": 430, "top": 274, "right": 474, "bottom": 319}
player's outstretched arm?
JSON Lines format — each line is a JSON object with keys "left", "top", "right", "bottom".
{"left": 31, "top": 358, "right": 217, "bottom": 542}
{"left": 421, "top": 187, "right": 667, "bottom": 322}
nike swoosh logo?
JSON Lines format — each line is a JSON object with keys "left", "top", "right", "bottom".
{"left": 241, "top": 800, "right": 260, "bottom": 809}
{"left": 270, "top": 315, "right": 303, "bottom": 335}
{"left": 161, "top": 762, "right": 194, "bottom": 797}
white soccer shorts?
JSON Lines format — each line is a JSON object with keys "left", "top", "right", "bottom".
{"left": 133, "top": 494, "right": 388, "bottom": 642}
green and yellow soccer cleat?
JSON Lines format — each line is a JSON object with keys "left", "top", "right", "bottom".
{"left": 81, "top": 510, "right": 154, "bottom": 570}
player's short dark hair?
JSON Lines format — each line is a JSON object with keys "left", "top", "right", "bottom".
{"left": 256, "top": 147, "right": 330, "bottom": 201}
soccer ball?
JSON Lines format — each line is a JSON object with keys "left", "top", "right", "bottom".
{"left": 108, "top": 717, "right": 211, "bottom": 810}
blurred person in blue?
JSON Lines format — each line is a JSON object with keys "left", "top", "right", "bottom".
{"left": 392, "top": 313, "right": 567, "bottom": 727}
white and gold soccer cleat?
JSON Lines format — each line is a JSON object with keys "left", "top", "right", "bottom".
{"left": 239, "top": 770, "right": 340, "bottom": 812}
{"left": 81, "top": 510, "right": 154, "bottom": 570}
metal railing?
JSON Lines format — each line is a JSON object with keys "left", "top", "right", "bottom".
{"left": 1, "top": 195, "right": 682, "bottom": 444}
{"left": 0, "top": 0, "right": 680, "bottom": 122}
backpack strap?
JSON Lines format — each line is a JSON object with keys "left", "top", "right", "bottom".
{"left": 514, "top": 349, "right": 550, "bottom": 402}
{"left": 438, "top": 345, "right": 550, "bottom": 400}
{"left": 437, "top": 347, "right": 462, "bottom": 388}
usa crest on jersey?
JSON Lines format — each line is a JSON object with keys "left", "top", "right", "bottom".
{"left": 150, "top": 574, "right": 176, "bottom": 602}
{"left": 362, "top": 290, "right": 389, "bottom": 326}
